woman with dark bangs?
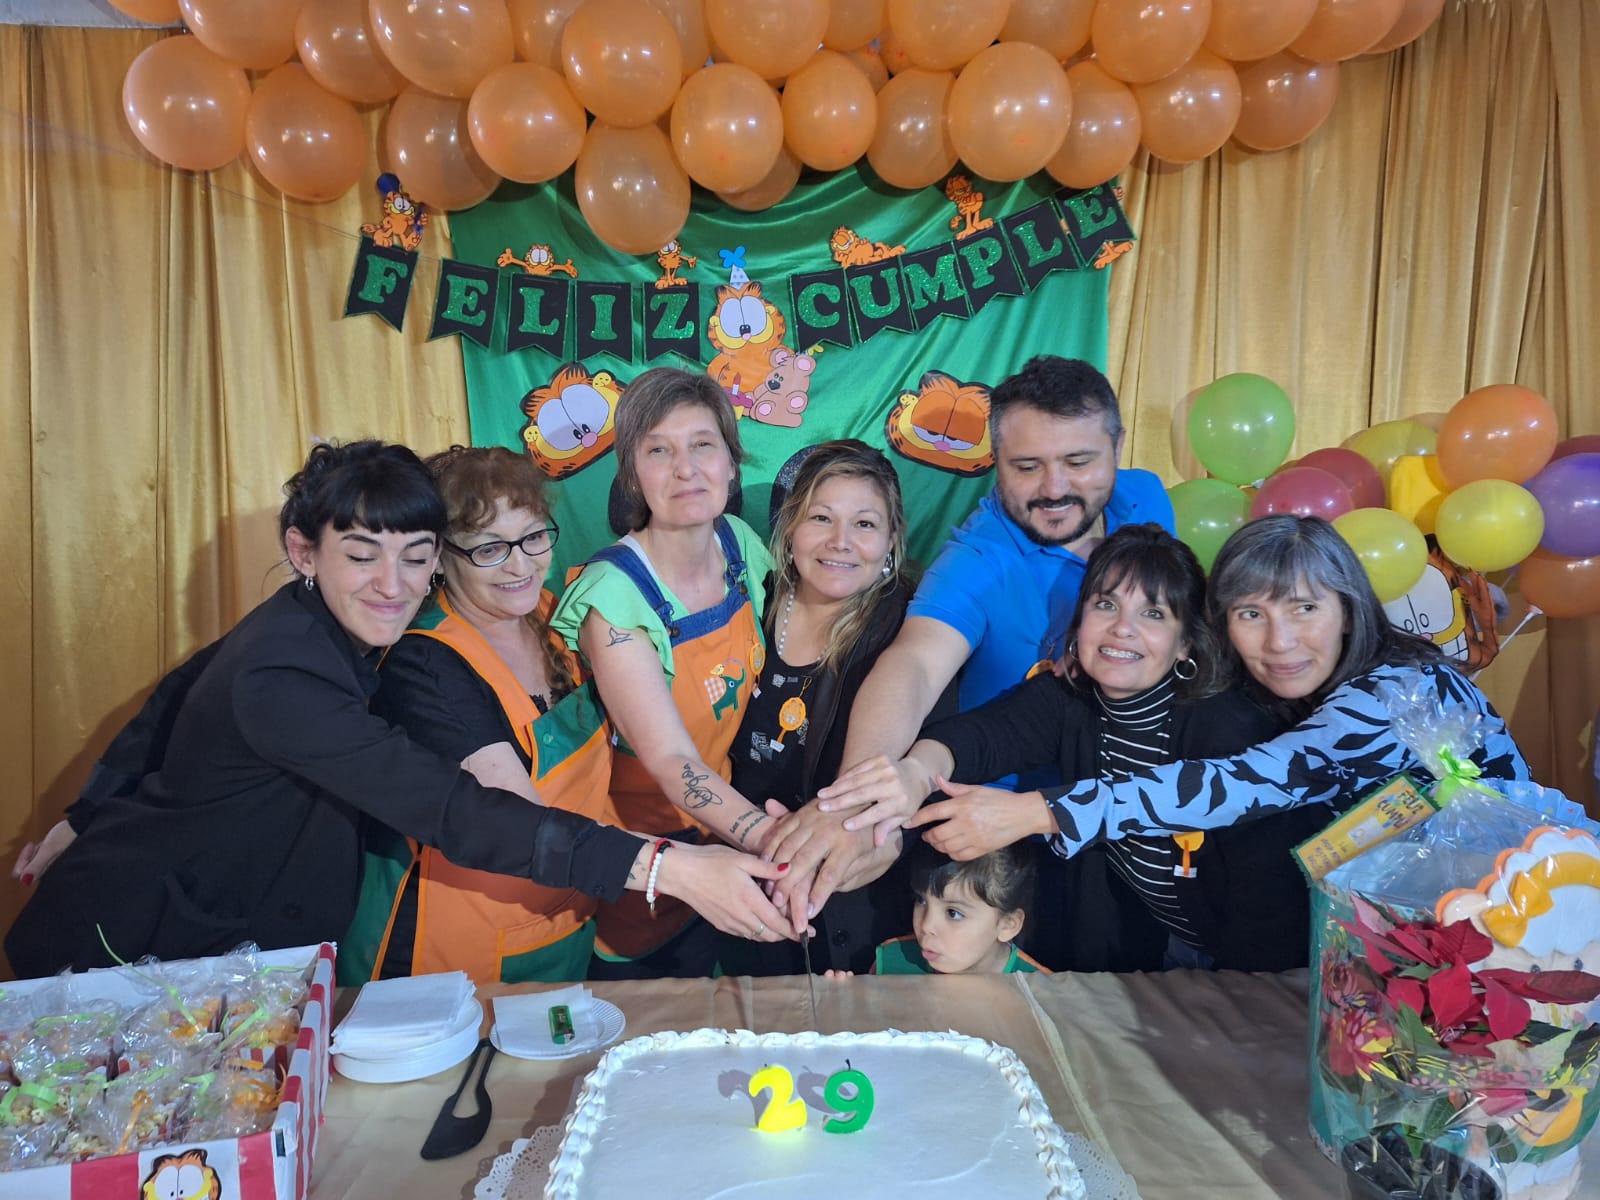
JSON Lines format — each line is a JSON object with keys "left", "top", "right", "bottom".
{"left": 7, "top": 441, "right": 788, "bottom": 976}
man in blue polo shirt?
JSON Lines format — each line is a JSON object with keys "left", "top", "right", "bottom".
{"left": 767, "top": 356, "right": 1172, "bottom": 942}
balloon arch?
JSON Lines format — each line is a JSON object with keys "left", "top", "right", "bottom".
{"left": 118, "top": 0, "right": 1445, "bottom": 251}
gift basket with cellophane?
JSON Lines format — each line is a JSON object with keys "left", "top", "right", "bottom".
{"left": 1306, "top": 671, "right": 1600, "bottom": 1200}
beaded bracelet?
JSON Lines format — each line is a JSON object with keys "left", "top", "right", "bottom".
{"left": 645, "top": 838, "right": 672, "bottom": 915}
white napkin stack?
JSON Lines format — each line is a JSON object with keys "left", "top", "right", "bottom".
{"left": 492, "top": 984, "right": 593, "bottom": 1057}
{"left": 331, "top": 970, "right": 479, "bottom": 1059}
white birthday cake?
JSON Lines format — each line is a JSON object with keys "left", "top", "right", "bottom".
{"left": 543, "top": 1028, "right": 1086, "bottom": 1199}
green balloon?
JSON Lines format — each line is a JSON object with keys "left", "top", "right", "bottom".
{"left": 1168, "top": 478, "right": 1251, "bottom": 572}
{"left": 1188, "top": 373, "right": 1297, "bottom": 485}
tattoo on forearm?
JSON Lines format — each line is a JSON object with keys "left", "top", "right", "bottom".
{"left": 606, "top": 626, "right": 633, "bottom": 646}
{"left": 729, "top": 809, "right": 769, "bottom": 847}
{"left": 680, "top": 762, "right": 720, "bottom": 810}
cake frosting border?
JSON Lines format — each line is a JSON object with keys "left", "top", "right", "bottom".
{"left": 542, "top": 1027, "right": 1086, "bottom": 1200}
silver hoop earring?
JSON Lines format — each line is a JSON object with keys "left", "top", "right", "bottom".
{"left": 430, "top": 570, "right": 445, "bottom": 593}
{"left": 1067, "top": 638, "right": 1078, "bottom": 660}
{"left": 304, "top": 576, "right": 315, "bottom": 592}
{"left": 1173, "top": 657, "right": 1198, "bottom": 681}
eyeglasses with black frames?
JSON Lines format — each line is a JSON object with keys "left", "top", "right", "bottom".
{"left": 444, "top": 524, "right": 560, "bottom": 568}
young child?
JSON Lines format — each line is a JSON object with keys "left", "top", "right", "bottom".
{"left": 830, "top": 843, "right": 1048, "bottom": 976}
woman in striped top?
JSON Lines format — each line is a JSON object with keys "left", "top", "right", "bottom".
{"left": 832, "top": 523, "right": 1327, "bottom": 971}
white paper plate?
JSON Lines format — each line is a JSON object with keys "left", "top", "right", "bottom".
{"left": 333, "top": 1000, "right": 483, "bottom": 1083}
{"left": 490, "top": 999, "right": 624, "bottom": 1061}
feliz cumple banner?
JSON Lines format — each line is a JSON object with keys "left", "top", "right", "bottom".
{"left": 405, "top": 167, "right": 1131, "bottom": 578}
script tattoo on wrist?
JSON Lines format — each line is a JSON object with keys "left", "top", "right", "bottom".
{"left": 680, "top": 762, "right": 719, "bottom": 810}
{"left": 729, "top": 809, "right": 769, "bottom": 847}
{"left": 606, "top": 626, "right": 633, "bottom": 646}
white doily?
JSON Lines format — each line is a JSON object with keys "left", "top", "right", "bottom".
{"left": 474, "top": 1126, "right": 563, "bottom": 1200}
{"left": 474, "top": 1126, "right": 1140, "bottom": 1199}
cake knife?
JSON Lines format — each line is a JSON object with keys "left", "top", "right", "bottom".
{"left": 800, "top": 929, "right": 820, "bottom": 1030}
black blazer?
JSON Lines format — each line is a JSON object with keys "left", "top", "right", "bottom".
{"left": 927, "top": 673, "right": 1329, "bottom": 972}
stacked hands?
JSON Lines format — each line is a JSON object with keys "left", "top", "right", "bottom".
{"left": 754, "top": 758, "right": 1055, "bottom": 936}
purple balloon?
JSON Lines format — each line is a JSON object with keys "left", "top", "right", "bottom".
{"left": 1527, "top": 452, "right": 1600, "bottom": 558}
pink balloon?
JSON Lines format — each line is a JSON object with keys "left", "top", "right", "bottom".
{"left": 1296, "top": 447, "right": 1386, "bottom": 509}
{"left": 1250, "top": 466, "right": 1354, "bottom": 521}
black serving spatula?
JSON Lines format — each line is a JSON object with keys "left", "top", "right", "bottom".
{"left": 420, "top": 1037, "right": 497, "bottom": 1160}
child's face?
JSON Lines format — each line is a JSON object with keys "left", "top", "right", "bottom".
{"left": 912, "top": 881, "right": 1024, "bottom": 975}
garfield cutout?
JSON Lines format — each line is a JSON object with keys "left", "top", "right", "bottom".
{"left": 706, "top": 281, "right": 787, "bottom": 398}
{"left": 360, "top": 173, "right": 427, "bottom": 251}
{"left": 497, "top": 243, "right": 578, "bottom": 277}
{"left": 654, "top": 240, "right": 697, "bottom": 288}
{"left": 142, "top": 1148, "right": 222, "bottom": 1200}
{"left": 884, "top": 370, "right": 994, "bottom": 476}
{"left": 944, "top": 175, "right": 994, "bottom": 239}
{"left": 520, "top": 363, "right": 624, "bottom": 478}
{"left": 829, "top": 226, "right": 906, "bottom": 267}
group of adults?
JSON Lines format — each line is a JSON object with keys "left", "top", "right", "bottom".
{"left": 6, "top": 356, "right": 1528, "bottom": 984}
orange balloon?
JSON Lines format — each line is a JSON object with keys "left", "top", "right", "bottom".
{"left": 1436, "top": 383, "right": 1560, "bottom": 488}
{"left": 717, "top": 144, "right": 802, "bottom": 211}
{"left": 824, "top": 0, "right": 885, "bottom": 52}
{"left": 1289, "top": 0, "right": 1404, "bottom": 62}
{"left": 1134, "top": 48, "right": 1241, "bottom": 165}
{"left": 846, "top": 47, "right": 891, "bottom": 92}
{"left": 296, "top": 0, "right": 405, "bottom": 105}
{"left": 948, "top": 43, "right": 1072, "bottom": 183}
{"left": 878, "top": 27, "right": 917, "bottom": 76}
{"left": 1519, "top": 549, "right": 1600, "bottom": 620}
{"left": 1045, "top": 60, "right": 1140, "bottom": 189}
{"left": 383, "top": 86, "right": 502, "bottom": 211}
{"left": 1091, "top": 0, "right": 1211, "bottom": 86}
{"left": 704, "top": 0, "right": 828, "bottom": 81}
{"left": 645, "top": 0, "right": 713, "bottom": 77}
{"left": 1368, "top": 0, "right": 1444, "bottom": 52}
{"left": 562, "top": 0, "right": 683, "bottom": 127}
{"left": 575, "top": 122, "right": 691, "bottom": 254}
{"left": 866, "top": 67, "right": 957, "bottom": 189}
{"left": 177, "top": 0, "right": 300, "bottom": 69}
{"left": 782, "top": 51, "right": 878, "bottom": 171}
{"left": 508, "top": 0, "right": 582, "bottom": 70}
{"left": 123, "top": 36, "right": 250, "bottom": 171}
{"left": 245, "top": 65, "right": 366, "bottom": 202}
{"left": 1000, "top": 0, "right": 1095, "bottom": 61}
{"left": 669, "top": 63, "right": 783, "bottom": 192}
{"left": 108, "top": 0, "right": 181, "bottom": 21}
{"left": 370, "top": 0, "right": 514, "bottom": 99}
{"left": 1204, "top": 0, "right": 1317, "bottom": 62}
{"left": 1232, "top": 53, "right": 1339, "bottom": 152}
{"left": 886, "top": 0, "right": 1009, "bottom": 72}
{"left": 469, "top": 63, "right": 587, "bottom": 183}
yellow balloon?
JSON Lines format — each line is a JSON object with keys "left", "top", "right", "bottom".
{"left": 1343, "top": 419, "right": 1436, "bottom": 483}
{"left": 1333, "top": 508, "right": 1428, "bottom": 603}
{"left": 1434, "top": 480, "right": 1545, "bottom": 573}
{"left": 1386, "top": 454, "right": 1451, "bottom": 535}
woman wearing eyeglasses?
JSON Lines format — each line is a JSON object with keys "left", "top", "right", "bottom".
{"left": 342, "top": 446, "right": 616, "bottom": 985}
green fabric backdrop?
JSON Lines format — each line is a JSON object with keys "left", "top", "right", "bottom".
{"left": 449, "top": 165, "right": 1114, "bottom": 587}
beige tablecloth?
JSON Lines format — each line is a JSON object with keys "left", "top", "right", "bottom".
{"left": 311, "top": 969, "right": 1600, "bottom": 1200}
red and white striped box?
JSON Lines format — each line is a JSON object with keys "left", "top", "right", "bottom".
{"left": 0, "top": 943, "right": 334, "bottom": 1200}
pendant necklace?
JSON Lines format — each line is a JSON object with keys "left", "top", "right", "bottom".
{"left": 772, "top": 590, "right": 810, "bottom": 749}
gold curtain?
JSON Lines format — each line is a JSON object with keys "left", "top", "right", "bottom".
{"left": 0, "top": 2, "right": 1595, "bottom": 973}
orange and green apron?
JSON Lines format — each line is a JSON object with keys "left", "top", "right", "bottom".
{"left": 585, "top": 517, "right": 764, "bottom": 960}
{"left": 343, "top": 591, "right": 613, "bottom": 986}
